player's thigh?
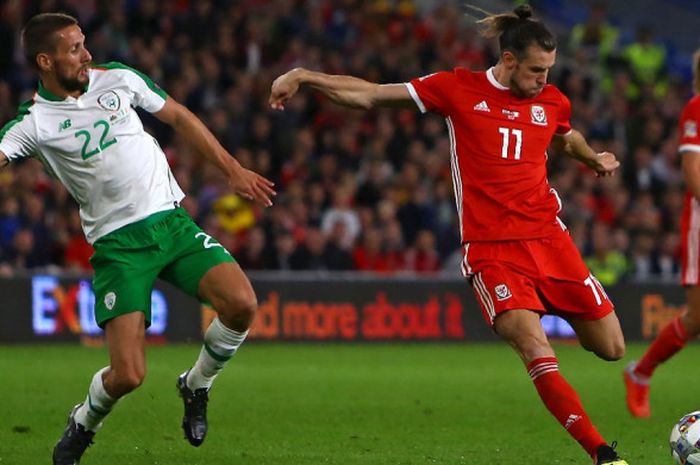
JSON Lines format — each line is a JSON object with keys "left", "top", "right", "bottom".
{"left": 198, "top": 261, "right": 257, "bottom": 318}
{"left": 567, "top": 311, "right": 625, "bottom": 360}
{"left": 468, "top": 261, "right": 545, "bottom": 327}
{"left": 91, "top": 243, "right": 160, "bottom": 329}
{"left": 159, "top": 231, "right": 236, "bottom": 299}
{"left": 493, "top": 309, "right": 555, "bottom": 363}
{"left": 536, "top": 233, "right": 615, "bottom": 321}
{"left": 683, "top": 286, "right": 700, "bottom": 335}
{"left": 158, "top": 221, "right": 257, "bottom": 329}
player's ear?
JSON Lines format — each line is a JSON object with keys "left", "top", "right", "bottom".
{"left": 502, "top": 51, "right": 517, "bottom": 70}
{"left": 36, "top": 52, "right": 52, "bottom": 72}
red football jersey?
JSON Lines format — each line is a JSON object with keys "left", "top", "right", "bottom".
{"left": 407, "top": 67, "right": 572, "bottom": 242}
{"left": 678, "top": 95, "right": 700, "bottom": 284}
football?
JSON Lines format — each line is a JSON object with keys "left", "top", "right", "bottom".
{"left": 671, "top": 412, "right": 700, "bottom": 464}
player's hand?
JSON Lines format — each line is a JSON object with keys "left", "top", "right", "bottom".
{"left": 228, "top": 165, "right": 276, "bottom": 207}
{"left": 269, "top": 68, "right": 303, "bottom": 110}
{"left": 591, "top": 151, "right": 619, "bottom": 177}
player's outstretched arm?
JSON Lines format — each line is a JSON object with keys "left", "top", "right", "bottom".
{"left": 0, "top": 151, "right": 7, "bottom": 169}
{"left": 269, "top": 67, "right": 415, "bottom": 111}
{"left": 155, "top": 97, "right": 276, "bottom": 207}
{"left": 551, "top": 129, "right": 620, "bottom": 177}
{"left": 682, "top": 150, "right": 700, "bottom": 200}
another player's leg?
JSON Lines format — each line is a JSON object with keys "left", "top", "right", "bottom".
{"left": 178, "top": 262, "right": 255, "bottom": 446}
{"left": 624, "top": 286, "right": 700, "bottom": 417}
{"left": 494, "top": 310, "right": 626, "bottom": 464}
{"left": 53, "top": 312, "right": 147, "bottom": 464}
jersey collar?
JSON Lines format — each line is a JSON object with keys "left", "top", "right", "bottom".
{"left": 486, "top": 67, "right": 509, "bottom": 91}
{"left": 37, "top": 80, "right": 90, "bottom": 102}
{"left": 37, "top": 80, "right": 66, "bottom": 101}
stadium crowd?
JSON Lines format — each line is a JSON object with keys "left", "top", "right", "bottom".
{"left": 0, "top": 0, "right": 691, "bottom": 281}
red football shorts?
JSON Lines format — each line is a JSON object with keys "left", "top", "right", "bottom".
{"left": 461, "top": 229, "right": 614, "bottom": 326}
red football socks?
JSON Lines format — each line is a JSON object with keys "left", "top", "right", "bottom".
{"left": 635, "top": 316, "right": 689, "bottom": 379}
{"left": 527, "top": 356, "right": 606, "bottom": 457}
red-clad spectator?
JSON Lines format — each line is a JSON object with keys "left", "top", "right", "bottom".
{"left": 403, "top": 230, "right": 440, "bottom": 273}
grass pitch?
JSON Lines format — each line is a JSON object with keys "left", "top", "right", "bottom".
{"left": 0, "top": 342, "right": 690, "bottom": 464}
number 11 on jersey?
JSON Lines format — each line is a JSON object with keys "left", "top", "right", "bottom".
{"left": 498, "top": 127, "right": 522, "bottom": 160}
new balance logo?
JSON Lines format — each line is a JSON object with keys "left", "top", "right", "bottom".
{"left": 565, "top": 414, "right": 582, "bottom": 430}
{"left": 473, "top": 100, "right": 490, "bottom": 112}
{"left": 58, "top": 119, "right": 72, "bottom": 132}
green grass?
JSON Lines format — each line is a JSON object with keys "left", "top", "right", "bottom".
{"left": 0, "top": 342, "right": 691, "bottom": 464}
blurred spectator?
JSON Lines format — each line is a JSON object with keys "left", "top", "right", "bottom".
{"left": 622, "top": 25, "right": 668, "bottom": 98}
{"left": 4, "top": 228, "right": 45, "bottom": 270}
{"left": 403, "top": 229, "right": 440, "bottom": 273}
{"left": 63, "top": 207, "right": 93, "bottom": 272}
{"left": 584, "top": 222, "right": 628, "bottom": 286}
{"left": 352, "top": 228, "right": 393, "bottom": 273}
{"left": 321, "top": 185, "right": 361, "bottom": 250}
{"left": 568, "top": 2, "right": 620, "bottom": 66}
{"left": 630, "top": 230, "right": 658, "bottom": 282}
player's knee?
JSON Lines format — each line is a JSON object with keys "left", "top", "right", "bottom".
{"left": 111, "top": 366, "right": 146, "bottom": 394}
{"left": 597, "top": 339, "right": 625, "bottom": 361}
{"left": 682, "top": 312, "right": 700, "bottom": 337}
{"left": 217, "top": 288, "right": 257, "bottom": 331}
{"left": 511, "top": 334, "right": 552, "bottom": 362}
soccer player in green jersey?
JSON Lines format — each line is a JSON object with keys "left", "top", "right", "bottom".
{"left": 0, "top": 13, "right": 276, "bottom": 464}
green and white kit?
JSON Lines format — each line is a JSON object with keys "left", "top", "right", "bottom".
{"left": 0, "top": 62, "right": 235, "bottom": 326}
{"left": 0, "top": 62, "right": 184, "bottom": 243}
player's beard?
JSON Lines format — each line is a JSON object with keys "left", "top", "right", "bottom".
{"left": 56, "top": 68, "right": 89, "bottom": 93}
{"left": 510, "top": 77, "right": 543, "bottom": 99}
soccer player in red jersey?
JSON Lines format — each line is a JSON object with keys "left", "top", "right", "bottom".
{"left": 271, "top": 4, "right": 629, "bottom": 464}
{"left": 624, "top": 49, "right": 700, "bottom": 418}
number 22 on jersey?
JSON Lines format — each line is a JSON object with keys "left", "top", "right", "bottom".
{"left": 74, "top": 119, "right": 117, "bottom": 160}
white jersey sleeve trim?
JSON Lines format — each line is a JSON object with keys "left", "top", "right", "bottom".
{"left": 404, "top": 82, "right": 427, "bottom": 113}
{"left": 680, "top": 143, "right": 700, "bottom": 154}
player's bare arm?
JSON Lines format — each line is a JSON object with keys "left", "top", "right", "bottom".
{"left": 0, "top": 151, "right": 8, "bottom": 169}
{"left": 551, "top": 129, "right": 619, "bottom": 177}
{"left": 269, "top": 67, "right": 415, "bottom": 111}
{"left": 681, "top": 151, "right": 700, "bottom": 200}
{"left": 155, "top": 97, "right": 276, "bottom": 207}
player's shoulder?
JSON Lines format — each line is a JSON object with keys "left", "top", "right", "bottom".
{"left": 90, "top": 62, "right": 166, "bottom": 98}
{"left": 90, "top": 61, "right": 150, "bottom": 83}
{"left": 0, "top": 97, "right": 37, "bottom": 140}
{"left": 683, "top": 94, "right": 700, "bottom": 114}
{"left": 417, "top": 67, "right": 482, "bottom": 86}
{"left": 534, "top": 84, "right": 569, "bottom": 105}
{"left": 452, "top": 67, "right": 488, "bottom": 85}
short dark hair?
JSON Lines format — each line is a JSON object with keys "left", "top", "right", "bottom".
{"left": 21, "top": 13, "right": 78, "bottom": 69}
{"left": 475, "top": 4, "right": 556, "bottom": 59}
